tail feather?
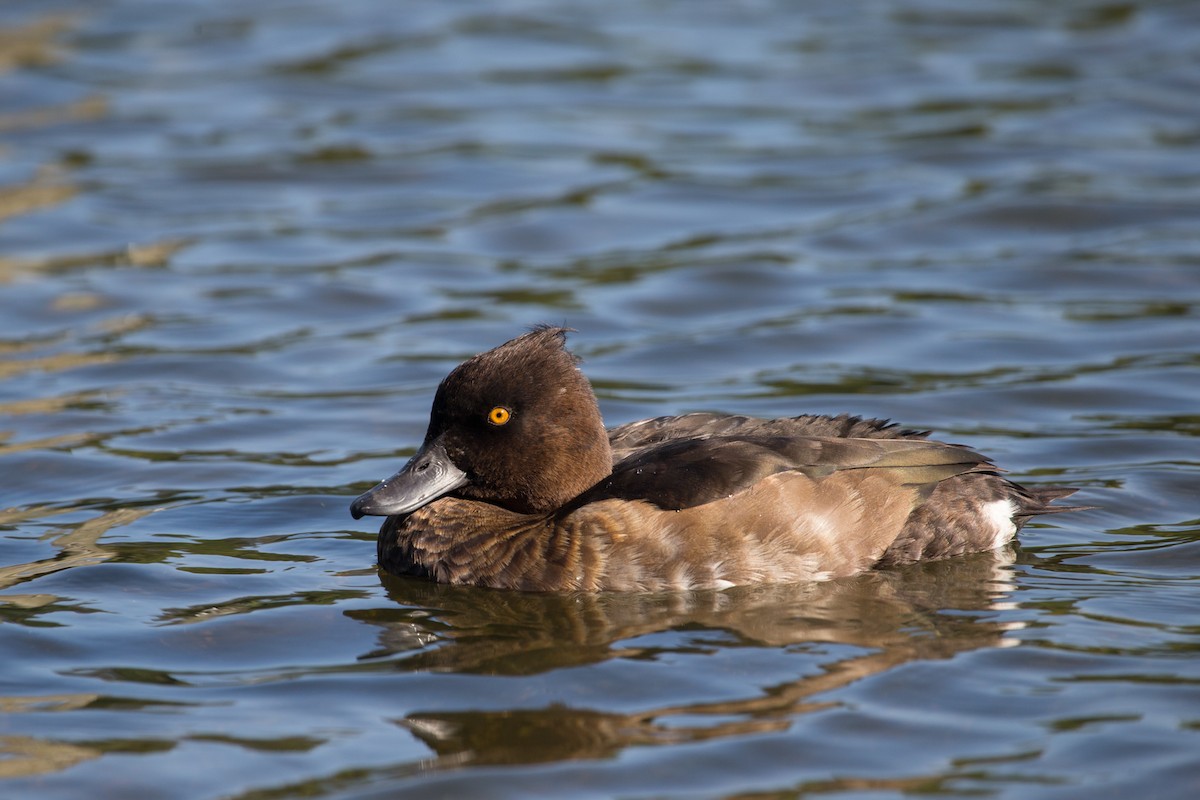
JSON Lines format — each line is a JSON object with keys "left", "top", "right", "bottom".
{"left": 879, "top": 477, "right": 1088, "bottom": 568}
{"left": 1015, "top": 486, "right": 1091, "bottom": 517}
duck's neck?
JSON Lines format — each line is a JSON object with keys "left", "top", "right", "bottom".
{"left": 513, "top": 373, "right": 613, "bottom": 513}
{"left": 534, "top": 418, "right": 612, "bottom": 510}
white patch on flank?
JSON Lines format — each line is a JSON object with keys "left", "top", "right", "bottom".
{"left": 983, "top": 499, "right": 1018, "bottom": 550}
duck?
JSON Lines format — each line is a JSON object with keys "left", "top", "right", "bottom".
{"left": 350, "top": 325, "right": 1081, "bottom": 592}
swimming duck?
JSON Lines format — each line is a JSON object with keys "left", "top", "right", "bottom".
{"left": 350, "top": 326, "right": 1080, "bottom": 592}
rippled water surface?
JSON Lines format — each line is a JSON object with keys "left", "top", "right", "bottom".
{"left": 3, "top": 1, "right": 1199, "bottom": 797}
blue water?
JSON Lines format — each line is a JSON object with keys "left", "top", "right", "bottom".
{"left": 2, "top": 1, "right": 1199, "bottom": 797}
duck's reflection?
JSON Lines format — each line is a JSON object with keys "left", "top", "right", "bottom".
{"left": 351, "top": 549, "right": 1023, "bottom": 768}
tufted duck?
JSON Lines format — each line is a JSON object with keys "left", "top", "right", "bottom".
{"left": 351, "top": 326, "right": 1081, "bottom": 591}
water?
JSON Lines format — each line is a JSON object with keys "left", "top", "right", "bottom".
{"left": 2, "top": 0, "right": 1199, "bottom": 797}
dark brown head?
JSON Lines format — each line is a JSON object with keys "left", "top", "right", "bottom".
{"left": 351, "top": 326, "right": 613, "bottom": 518}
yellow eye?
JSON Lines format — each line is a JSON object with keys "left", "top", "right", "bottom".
{"left": 487, "top": 406, "right": 511, "bottom": 426}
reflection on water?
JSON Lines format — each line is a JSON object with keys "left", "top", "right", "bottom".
{"left": 2, "top": 0, "right": 1199, "bottom": 797}
{"left": 371, "top": 553, "right": 1020, "bottom": 770}
{"left": 0, "top": 735, "right": 99, "bottom": 780}
{"left": 0, "top": 508, "right": 148, "bottom": 613}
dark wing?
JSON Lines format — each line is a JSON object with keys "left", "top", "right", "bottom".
{"left": 573, "top": 433, "right": 991, "bottom": 512}
{"left": 607, "top": 413, "right": 929, "bottom": 464}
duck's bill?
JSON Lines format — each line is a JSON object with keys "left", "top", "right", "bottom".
{"left": 350, "top": 440, "right": 468, "bottom": 519}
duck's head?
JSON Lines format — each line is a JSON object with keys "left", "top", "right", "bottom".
{"left": 350, "top": 326, "right": 613, "bottom": 519}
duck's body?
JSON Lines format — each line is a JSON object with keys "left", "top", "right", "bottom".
{"left": 352, "top": 327, "right": 1079, "bottom": 592}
